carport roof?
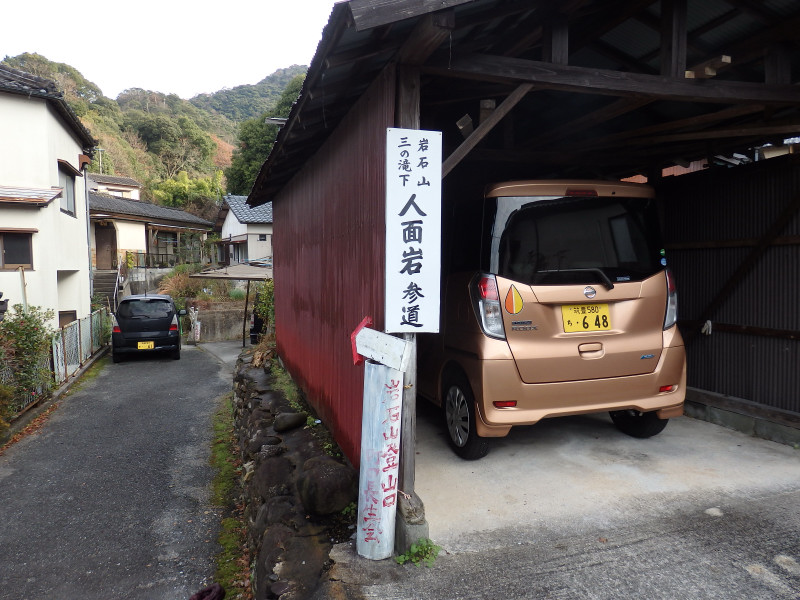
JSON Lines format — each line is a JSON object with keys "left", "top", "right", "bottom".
{"left": 250, "top": 0, "right": 800, "bottom": 206}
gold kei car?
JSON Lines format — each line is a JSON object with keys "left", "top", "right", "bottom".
{"left": 418, "top": 180, "right": 686, "bottom": 459}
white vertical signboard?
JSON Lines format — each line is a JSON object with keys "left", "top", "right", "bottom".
{"left": 356, "top": 360, "right": 404, "bottom": 560}
{"left": 385, "top": 128, "right": 442, "bottom": 333}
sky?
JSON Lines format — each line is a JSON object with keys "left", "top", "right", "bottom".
{"left": 2, "top": 0, "right": 339, "bottom": 99}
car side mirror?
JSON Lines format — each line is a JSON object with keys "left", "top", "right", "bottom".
{"left": 178, "top": 309, "right": 187, "bottom": 316}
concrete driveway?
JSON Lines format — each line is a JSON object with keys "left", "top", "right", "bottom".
{"left": 323, "top": 404, "right": 800, "bottom": 599}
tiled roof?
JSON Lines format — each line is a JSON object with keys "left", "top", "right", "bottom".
{"left": 0, "top": 65, "right": 96, "bottom": 150}
{"left": 224, "top": 194, "right": 272, "bottom": 224}
{"left": 0, "top": 185, "right": 61, "bottom": 206}
{"left": 89, "top": 192, "right": 213, "bottom": 227}
{"left": 88, "top": 174, "right": 142, "bottom": 188}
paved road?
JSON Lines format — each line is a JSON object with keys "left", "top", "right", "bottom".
{"left": 323, "top": 406, "right": 800, "bottom": 599}
{"left": 0, "top": 344, "right": 232, "bottom": 600}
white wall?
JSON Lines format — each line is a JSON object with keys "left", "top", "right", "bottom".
{"left": 247, "top": 224, "right": 273, "bottom": 261}
{"left": 0, "top": 93, "right": 92, "bottom": 328}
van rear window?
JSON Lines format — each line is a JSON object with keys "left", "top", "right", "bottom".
{"left": 490, "top": 195, "right": 663, "bottom": 286}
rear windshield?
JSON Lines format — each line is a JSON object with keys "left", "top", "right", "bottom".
{"left": 118, "top": 298, "right": 173, "bottom": 318}
{"left": 489, "top": 195, "right": 663, "bottom": 286}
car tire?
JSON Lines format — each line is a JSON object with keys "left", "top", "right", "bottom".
{"left": 171, "top": 348, "right": 181, "bottom": 360}
{"left": 112, "top": 351, "right": 121, "bottom": 364}
{"left": 443, "top": 371, "right": 490, "bottom": 460}
{"left": 609, "top": 410, "right": 668, "bottom": 438}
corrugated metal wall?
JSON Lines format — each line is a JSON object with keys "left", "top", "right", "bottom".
{"left": 658, "top": 155, "right": 800, "bottom": 414}
{"left": 272, "top": 66, "right": 396, "bottom": 465}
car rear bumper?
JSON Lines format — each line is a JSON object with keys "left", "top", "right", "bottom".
{"left": 112, "top": 333, "right": 180, "bottom": 354}
{"left": 469, "top": 344, "right": 686, "bottom": 437}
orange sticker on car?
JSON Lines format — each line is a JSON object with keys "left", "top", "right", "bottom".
{"left": 505, "top": 285, "right": 523, "bottom": 314}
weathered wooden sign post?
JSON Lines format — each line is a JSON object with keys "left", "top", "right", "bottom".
{"left": 353, "top": 127, "right": 441, "bottom": 560}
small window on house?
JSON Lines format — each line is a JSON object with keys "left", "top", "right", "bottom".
{"left": 58, "top": 311, "right": 77, "bottom": 328}
{"left": 58, "top": 165, "right": 76, "bottom": 216}
{"left": 258, "top": 234, "right": 267, "bottom": 241}
{"left": 0, "top": 232, "right": 33, "bottom": 269}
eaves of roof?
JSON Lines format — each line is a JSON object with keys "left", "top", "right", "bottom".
{"left": 89, "top": 192, "right": 213, "bottom": 228}
{"left": 224, "top": 194, "right": 273, "bottom": 224}
{"left": 0, "top": 185, "right": 62, "bottom": 207}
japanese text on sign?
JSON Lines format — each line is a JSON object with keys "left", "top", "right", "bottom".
{"left": 385, "top": 128, "right": 441, "bottom": 333}
{"left": 356, "top": 362, "right": 404, "bottom": 559}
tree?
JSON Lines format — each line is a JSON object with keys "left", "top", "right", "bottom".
{"left": 225, "top": 74, "right": 305, "bottom": 195}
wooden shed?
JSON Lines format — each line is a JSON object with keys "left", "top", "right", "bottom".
{"left": 248, "top": 0, "right": 800, "bottom": 465}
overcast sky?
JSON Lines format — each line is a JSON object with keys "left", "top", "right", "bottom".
{"left": 3, "top": 0, "right": 338, "bottom": 99}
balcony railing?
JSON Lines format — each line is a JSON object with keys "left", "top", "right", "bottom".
{"left": 125, "top": 251, "right": 202, "bottom": 269}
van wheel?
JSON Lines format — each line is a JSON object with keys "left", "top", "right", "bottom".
{"left": 443, "top": 372, "right": 490, "bottom": 460}
{"left": 609, "top": 410, "right": 668, "bottom": 438}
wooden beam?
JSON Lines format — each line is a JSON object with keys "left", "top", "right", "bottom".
{"left": 424, "top": 53, "right": 800, "bottom": 105}
{"left": 442, "top": 83, "right": 534, "bottom": 177}
{"left": 526, "top": 97, "right": 653, "bottom": 148}
{"left": 685, "top": 55, "right": 731, "bottom": 79}
{"left": 542, "top": 15, "right": 569, "bottom": 65}
{"left": 660, "top": 0, "right": 687, "bottom": 78}
{"left": 348, "top": 0, "right": 474, "bottom": 31}
{"left": 396, "top": 10, "right": 455, "bottom": 64}
{"left": 637, "top": 122, "right": 800, "bottom": 145}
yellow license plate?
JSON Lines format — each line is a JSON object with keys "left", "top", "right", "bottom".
{"left": 561, "top": 304, "right": 611, "bottom": 332}
{"left": 138, "top": 341, "right": 155, "bottom": 350}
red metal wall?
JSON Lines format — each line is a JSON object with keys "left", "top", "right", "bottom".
{"left": 272, "top": 66, "right": 396, "bottom": 465}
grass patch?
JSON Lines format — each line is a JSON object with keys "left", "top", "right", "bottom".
{"left": 210, "top": 393, "right": 252, "bottom": 599}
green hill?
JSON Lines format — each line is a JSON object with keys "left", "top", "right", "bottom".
{"left": 190, "top": 65, "right": 306, "bottom": 121}
{"left": 1, "top": 52, "right": 306, "bottom": 215}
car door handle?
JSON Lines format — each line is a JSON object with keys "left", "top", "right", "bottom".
{"left": 578, "top": 342, "right": 604, "bottom": 358}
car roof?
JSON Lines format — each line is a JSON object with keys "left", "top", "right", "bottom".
{"left": 120, "top": 294, "right": 174, "bottom": 302}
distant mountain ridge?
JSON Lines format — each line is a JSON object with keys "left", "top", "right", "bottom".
{"left": 190, "top": 65, "right": 306, "bottom": 122}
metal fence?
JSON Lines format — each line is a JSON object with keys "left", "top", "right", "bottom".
{"left": 52, "top": 308, "right": 109, "bottom": 386}
{"left": 0, "top": 308, "right": 109, "bottom": 416}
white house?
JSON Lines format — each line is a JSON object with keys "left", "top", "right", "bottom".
{"left": 88, "top": 173, "right": 142, "bottom": 200}
{"left": 216, "top": 195, "right": 273, "bottom": 265}
{"left": 0, "top": 65, "right": 96, "bottom": 328}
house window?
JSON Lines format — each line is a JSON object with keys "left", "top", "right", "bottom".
{"left": 0, "top": 232, "right": 33, "bottom": 269}
{"left": 258, "top": 234, "right": 267, "bottom": 241}
{"left": 59, "top": 167, "right": 76, "bottom": 216}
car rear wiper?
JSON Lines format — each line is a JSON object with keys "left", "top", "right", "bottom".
{"left": 538, "top": 268, "right": 615, "bottom": 290}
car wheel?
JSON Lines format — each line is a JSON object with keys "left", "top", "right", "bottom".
{"left": 609, "top": 410, "right": 668, "bottom": 438}
{"left": 443, "top": 371, "right": 490, "bottom": 460}
{"left": 112, "top": 351, "right": 121, "bottom": 363}
{"left": 171, "top": 348, "right": 181, "bottom": 360}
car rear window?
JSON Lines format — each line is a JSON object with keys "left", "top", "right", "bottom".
{"left": 118, "top": 299, "right": 173, "bottom": 318}
{"left": 489, "top": 195, "right": 663, "bottom": 286}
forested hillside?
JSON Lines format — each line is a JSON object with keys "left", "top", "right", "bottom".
{"left": 190, "top": 65, "right": 306, "bottom": 121}
{"left": 1, "top": 52, "right": 304, "bottom": 219}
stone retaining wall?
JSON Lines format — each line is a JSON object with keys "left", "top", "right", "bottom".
{"left": 232, "top": 352, "right": 358, "bottom": 600}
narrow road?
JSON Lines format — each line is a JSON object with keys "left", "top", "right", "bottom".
{"left": 0, "top": 345, "right": 231, "bottom": 600}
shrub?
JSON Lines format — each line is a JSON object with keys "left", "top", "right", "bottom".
{"left": 0, "top": 305, "right": 55, "bottom": 411}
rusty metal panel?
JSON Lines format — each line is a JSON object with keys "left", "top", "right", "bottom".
{"left": 272, "top": 66, "right": 396, "bottom": 465}
{"left": 659, "top": 155, "right": 800, "bottom": 414}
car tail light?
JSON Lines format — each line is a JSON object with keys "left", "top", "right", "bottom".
{"left": 664, "top": 268, "right": 678, "bottom": 330}
{"left": 493, "top": 401, "right": 517, "bottom": 408}
{"left": 111, "top": 314, "right": 121, "bottom": 333}
{"left": 471, "top": 273, "right": 505, "bottom": 339}
{"left": 659, "top": 385, "right": 677, "bottom": 393}
{"left": 170, "top": 314, "right": 179, "bottom": 332}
